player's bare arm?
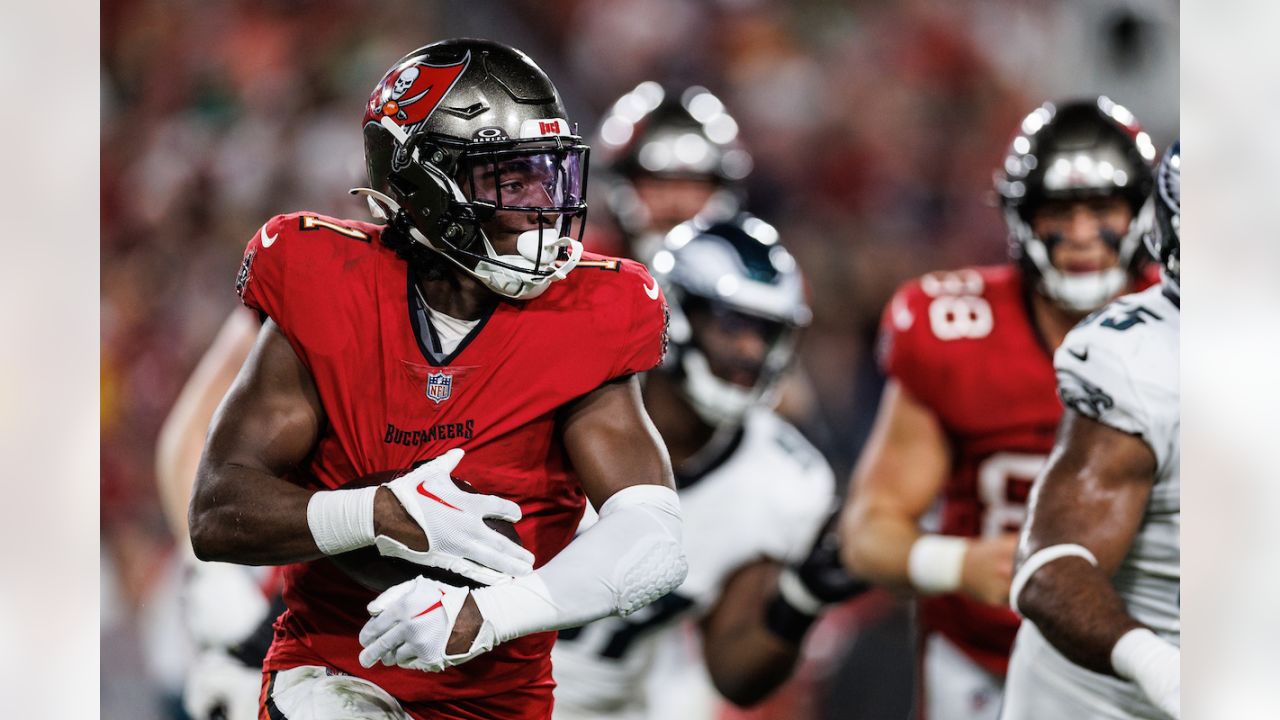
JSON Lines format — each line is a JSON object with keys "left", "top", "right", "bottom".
{"left": 189, "top": 320, "right": 433, "bottom": 564}
{"left": 699, "top": 559, "right": 797, "bottom": 706}
{"left": 1012, "top": 409, "right": 1155, "bottom": 675}
{"left": 840, "top": 380, "right": 948, "bottom": 585}
{"left": 841, "top": 380, "right": 1017, "bottom": 604}
{"left": 699, "top": 507, "right": 866, "bottom": 707}
{"left": 156, "top": 306, "right": 259, "bottom": 542}
{"left": 560, "top": 373, "right": 676, "bottom": 505}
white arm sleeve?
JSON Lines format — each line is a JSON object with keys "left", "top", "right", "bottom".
{"left": 469, "top": 484, "right": 687, "bottom": 645}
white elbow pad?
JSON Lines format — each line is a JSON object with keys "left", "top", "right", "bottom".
{"left": 471, "top": 484, "right": 687, "bottom": 645}
{"left": 599, "top": 484, "right": 688, "bottom": 615}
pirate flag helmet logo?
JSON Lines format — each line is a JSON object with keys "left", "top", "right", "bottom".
{"left": 364, "top": 53, "right": 470, "bottom": 132}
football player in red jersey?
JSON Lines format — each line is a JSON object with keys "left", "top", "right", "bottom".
{"left": 838, "top": 97, "right": 1160, "bottom": 720}
{"left": 188, "top": 39, "right": 687, "bottom": 720}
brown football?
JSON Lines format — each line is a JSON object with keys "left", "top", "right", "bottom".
{"left": 327, "top": 469, "right": 523, "bottom": 592}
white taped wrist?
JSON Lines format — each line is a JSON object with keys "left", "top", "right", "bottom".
{"left": 908, "top": 534, "right": 968, "bottom": 594}
{"left": 470, "top": 573, "right": 557, "bottom": 645}
{"left": 777, "top": 568, "right": 823, "bottom": 616}
{"left": 471, "top": 484, "right": 687, "bottom": 644}
{"left": 1112, "top": 627, "right": 1178, "bottom": 681}
{"left": 1112, "top": 628, "right": 1181, "bottom": 718}
{"left": 1009, "top": 543, "right": 1098, "bottom": 615}
{"left": 307, "top": 487, "right": 378, "bottom": 555}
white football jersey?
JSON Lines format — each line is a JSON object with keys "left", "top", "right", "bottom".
{"left": 1003, "top": 284, "right": 1180, "bottom": 720}
{"left": 551, "top": 408, "right": 835, "bottom": 719}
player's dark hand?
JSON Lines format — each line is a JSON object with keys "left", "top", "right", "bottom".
{"left": 446, "top": 594, "right": 483, "bottom": 656}
{"left": 373, "top": 486, "right": 428, "bottom": 550}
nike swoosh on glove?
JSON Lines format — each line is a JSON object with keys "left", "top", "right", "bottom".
{"left": 358, "top": 576, "right": 498, "bottom": 673}
{"left": 376, "top": 448, "right": 534, "bottom": 586}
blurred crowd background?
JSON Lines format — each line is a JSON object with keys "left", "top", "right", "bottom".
{"left": 100, "top": 0, "right": 1178, "bottom": 717}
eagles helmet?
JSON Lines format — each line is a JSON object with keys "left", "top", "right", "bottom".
{"left": 354, "top": 39, "right": 589, "bottom": 300}
{"left": 996, "top": 97, "right": 1158, "bottom": 312}
{"left": 1146, "top": 139, "right": 1180, "bottom": 295}
{"left": 594, "top": 82, "right": 753, "bottom": 262}
{"left": 651, "top": 214, "right": 810, "bottom": 426}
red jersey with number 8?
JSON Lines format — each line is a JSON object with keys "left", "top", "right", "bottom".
{"left": 235, "top": 211, "right": 668, "bottom": 711}
{"left": 878, "top": 265, "right": 1059, "bottom": 676}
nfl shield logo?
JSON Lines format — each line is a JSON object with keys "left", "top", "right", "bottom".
{"left": 425, "top": 371, "right": 453, "bottom": 404}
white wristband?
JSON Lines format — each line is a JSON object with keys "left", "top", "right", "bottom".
{"left": 307, "top": 487, "right": 378, "bottom": 555}
{"left": 777, "top": 567, "right": 823, "bottom": 616}
{"left": 471, "top": 573, "right": 558, "bottom": 644}
{"left": 1111, "top": 627, "right": 1181, "bottom": 718}
{"left": 907, "top": 534, "right": 968, "bottom": 594}
{"left": 1009, "top": 543, "right": 1098, "bottom": 615}
{"left": 1112, "top": 627, "right": 1178, "bottom": 681}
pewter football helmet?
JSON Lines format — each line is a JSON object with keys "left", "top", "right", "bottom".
{"left": 356, "top": 39, "right": 589, "bottom": 300}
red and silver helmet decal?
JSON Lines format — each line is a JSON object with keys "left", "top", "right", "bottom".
{"left": 518, "top": 117, "right": 572, "bottom": 138}
{"left": 365, "top": 52, "right": 471, "bottom": 131}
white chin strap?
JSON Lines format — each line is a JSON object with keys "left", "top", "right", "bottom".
{"left": 472, "top": 228, "right": 583, "bottom": 300}
{"left": 680, "top": 349, "right": 759, "bottom": 426}
{"left": 352, "top": 187, "right": 582, "bottom": 301}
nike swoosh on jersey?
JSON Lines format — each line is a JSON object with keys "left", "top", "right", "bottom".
{"left": 260, "top": 223, "right": 279, "bottom": 247}
{"left": 1068, "top": 347, "right": 1089, "bottom": 362}
{"left": 417, "top": 483, "right": 461, "bottom": 511}
{"left": 644, "top": 281, "right": 660, "bottom": 300}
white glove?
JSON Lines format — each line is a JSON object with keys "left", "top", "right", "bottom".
{"left": 183, "top": 649, "right": 263, "bottom": 720}
{"left": 375, "top": 448, "right": 534, "bottom": 586}
{"left": 1112, "top": 628, "right": 1181, "bottom": 719}
{"left": 357, "top": 576, "right": 497, "bottom": 673}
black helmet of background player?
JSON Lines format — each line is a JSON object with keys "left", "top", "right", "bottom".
{"left": 354, "top": 39, "right": 589, "bottom": 300}
{"left": 996, "top": 97, "right": 1158, "bottom": 312}
{"left": 595, "top": 82, "right": 753, "bottom": 262}
{"left": 651, "top": 213, "right": 810, "bottom": 426}
{"left": 1146, "top": 139, "right": 1180, "bottom": 297}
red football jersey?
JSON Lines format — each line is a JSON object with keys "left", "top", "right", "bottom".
{"left": 879, "top": 265, "right": 1060, "bottom": 676}
{"left": 235, "top": 212, "right": 668, "bottom": 705}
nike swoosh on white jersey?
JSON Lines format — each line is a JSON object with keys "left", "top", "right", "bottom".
{"left": 644, "top": 281, "right": 660, "bottom": 300}
{"left": 260, "top": 223, "right": 279, "bottom": 248}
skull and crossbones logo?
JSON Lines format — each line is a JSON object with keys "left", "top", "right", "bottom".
{"left": 381, "top": 66, "right": 431, "bottom": 122}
